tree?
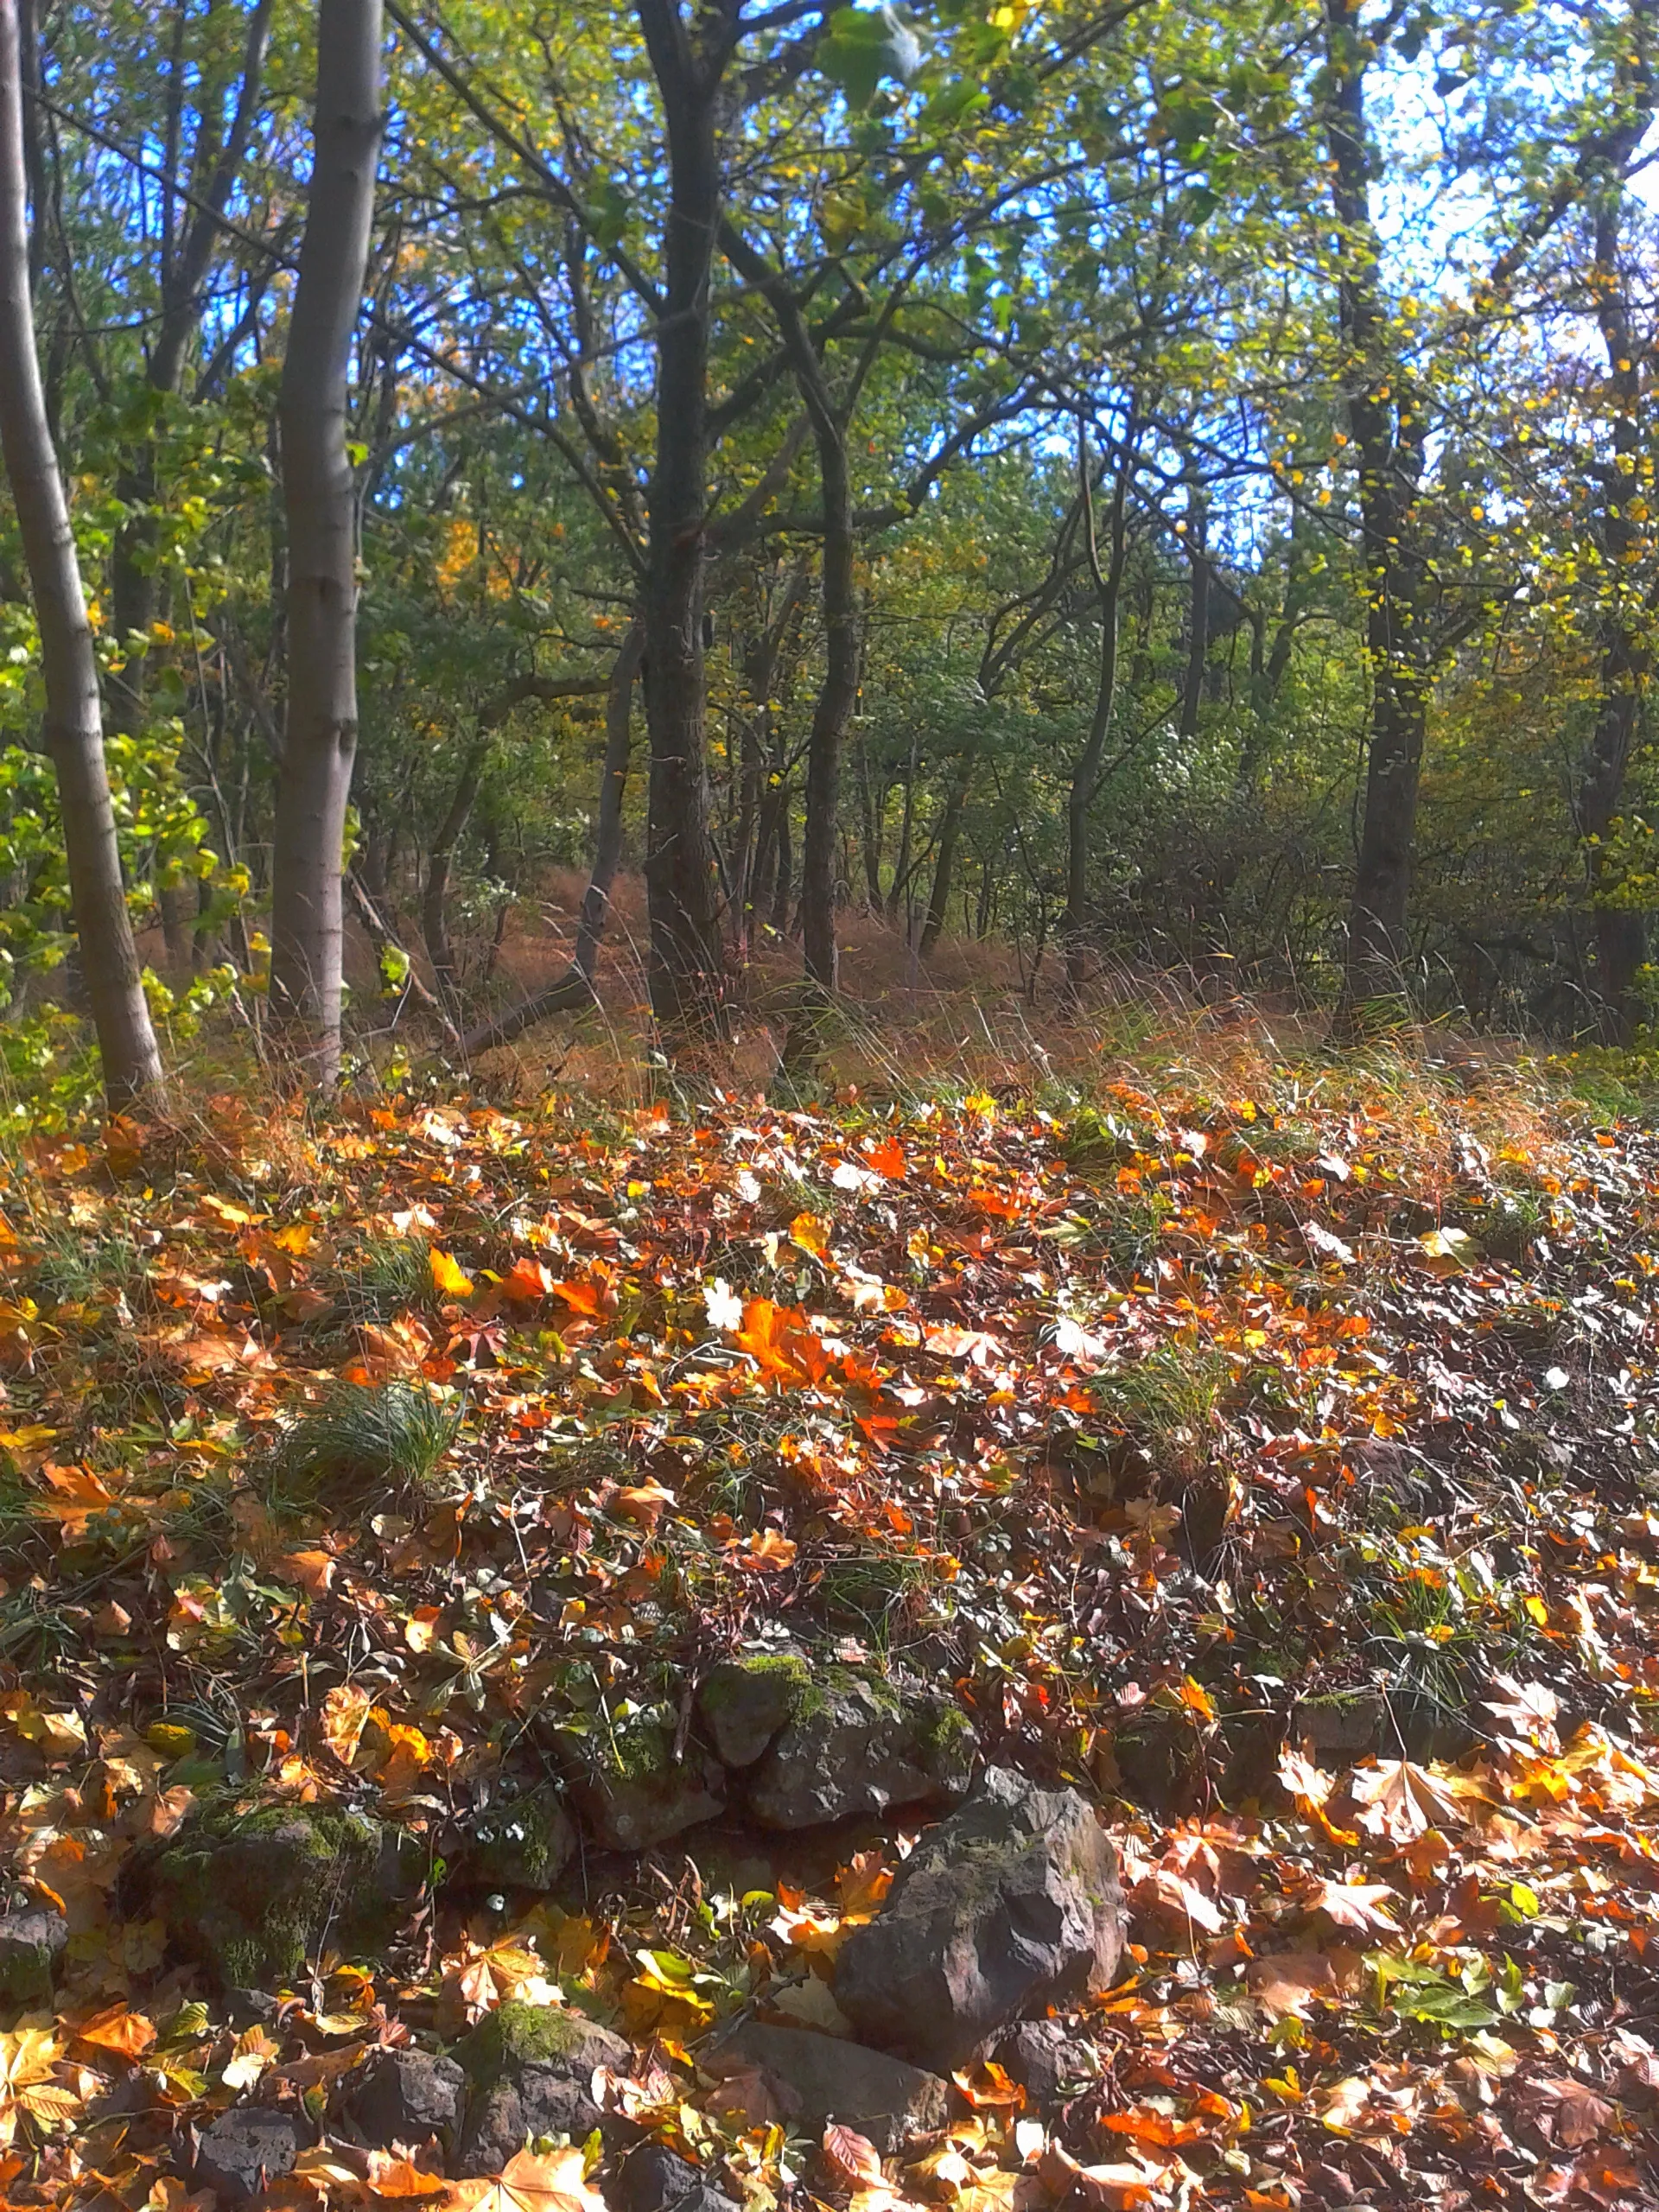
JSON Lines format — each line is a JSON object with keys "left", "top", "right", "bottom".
{"left": 0, "top": 0, "right": 163, "bottom": 1109}
{"left": 268, "top": 0, "right": 384, "bottom": 1089}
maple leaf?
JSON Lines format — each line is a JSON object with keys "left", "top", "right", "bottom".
{"left": 1246, "top": 1952, "right": 1338, "bottom": 2020}
{"left": 73, "top": 2004, "right": 156, "bottom": 2062}
{"left": 1484, "top": 1674, "right": 1560, "bottom": 1749}
{"left": 499, "top": 1257, "right": 555, "bottom": 1306}
{"left": 724, "top": 1528, "right": 798, "bottom": 1573}
{"left": 1306, "top": 1876, "right": 1400, "bottom": 1934}
{"left": 1278, "top": 1747, "right": 1360, "bottom": 1847}
{"left": 703, "top": 1277, "right": 744, "bottom": 1332}
{"left": 738, "top": 1297, "right": 835, "bottom": 1387}
{"left": 444, "top": 2148, "right": 606, "bottom": 2212}
{"left": 1348, "top": 1758, "right": 1468, "bottom": 1841}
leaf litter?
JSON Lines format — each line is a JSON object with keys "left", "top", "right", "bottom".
{"left": 0, "top": 1063, "right": 1652, "bottom": 2209}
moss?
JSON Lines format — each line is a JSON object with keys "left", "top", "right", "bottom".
{"left": 916, "top": 1701, "right": 975, "bottom": 1762}
{"left": 454, "top": 2001, "right": 599, "bottom": 2089}
{"left": 143, "top": 1799, "right": 423, "bottom": 1989}
{"left": 697, "top": 1652, "right": 808, "bottom": 1713}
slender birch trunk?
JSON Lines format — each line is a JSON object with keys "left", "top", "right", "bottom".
{"left": 0, "top": 0, "right": 164, "bottom": 1110}
{"left": 268, "top": 0, "right": 383, "bottom": 1089}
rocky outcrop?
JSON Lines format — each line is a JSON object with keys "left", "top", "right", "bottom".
{"left": 834, "top": 1767, "right": 1124, "bottom": 2073}
{"left": 453, "top": 1785, "right": 576, "bottom": 1892}
{"left": 610, "top": 2143, "right": 741, "bottom": 2212}
{"left": 344, "top": 2048, "right": 467, "bottom": 2152}
{"left": 548, "top": 1719, "right": 725, "bottom": 1853}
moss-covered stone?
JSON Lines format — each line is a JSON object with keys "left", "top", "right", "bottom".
{"left": 697, "top": 1652, "right": 809, "bottom": 1768}
{"left": 746, "top": 1668, "right": 976, "bottom": 1829}
{"left": 547, "top": 1717, "right": 724, "bottom": 1852}
{"left": 453, "top": 1785, "right": 576, "bottom": 1893}
{"left": 0, "top": 1905, "right": 67, "bottom": 2003}
{"left": 130, "top": 1799, "right": 424, "bottom": 1989}
{"left": 454, "top": 2000, "right": 619, "bottom": 2090}
{"left": 454, "top": 2001, "right": 635, "bottom": 2171}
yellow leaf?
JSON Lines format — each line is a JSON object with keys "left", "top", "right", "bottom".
{"left": 429, "top": 1248, "right": 474, "bottom": 1299}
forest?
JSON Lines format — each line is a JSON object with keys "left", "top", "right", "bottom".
{"left": 3, "top": 9, "right": 1659, "bottom": 2212}
{"left": 0, "top": 0, "right": 1655, "bottom": 1101}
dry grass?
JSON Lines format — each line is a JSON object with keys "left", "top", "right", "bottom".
{"left": 369, "top": 873, "right": 1581, "bottom": 1200}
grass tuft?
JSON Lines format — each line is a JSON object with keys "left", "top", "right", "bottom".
{"left": 276, "top": 1379, "right": 461, "bottom": 1497}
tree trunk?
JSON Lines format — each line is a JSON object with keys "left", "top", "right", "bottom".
{"left": 918, "top": 759, "right": 971, "bottom": 958}
{"left": 1325, "top": 0, "right": 1429, "bottom": 1020}
{"left": 461, "top": 620, "right": 645, "bottom": 1058}
{"left": 1576, "top": 200, "right": 1650, "bottom": 1042}
{"left": 268, "top": 0, "right": 383, "bottom": 1089}
{"left": 635, "top": 0, "right": 732, "bottom": 1046}
{"left": 0, "top": 0, "right": 164, "bottom": 1109}
{"left": 423, "top": 737, "right": 486, "bottom": 994}
{"left": 1063, "top": 418, "right": 1133, "bottom": 990}
{"left": 1178, "top": 486, "right": 1209, "bottom": 743}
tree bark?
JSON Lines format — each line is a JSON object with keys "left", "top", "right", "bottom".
{"left": 461, "top": 620, "right": 645, "bottom": 1058}
{"left": 918, "top": 757, "right": 971, "bottom": 958}
{"left": 1178, "top": 485, "right": 1210, "bottom": 743}
{"left": 1325, "top": 0, "right": 1430, "bottom": 1020}
{"left": 635, "top": 0, "right": 735, "bottom": 1046}
{"left": 0, "top": 0, "right": 164, "bottom": 1109}
{"left": 268, "top": 0, "right": 383, "bottom": 1089}
{"left": 1576, "top": 200, "right": 1651, "bottom": 1041}
{"left": 1063, "top": 416, "right": 1133, "bottom": 991}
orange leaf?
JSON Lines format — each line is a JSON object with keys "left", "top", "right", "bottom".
{"left": 867, "top": 1136, "right": 907, "bottom": 1179}
{"left": 499, "top": 1258, "right": 555, "bottom": 1306}
{"left": 823, "top": 2126, "right": 885, "bottom": 2190}
{"left": 951, "top": 2061, "right": 1024, "bottom": 2110}
{"left": 73, "top": 2003, "right": 156, "bottom": 2060}
{"left": 737, "top": 1299, "right": 834, "bottom": 1388}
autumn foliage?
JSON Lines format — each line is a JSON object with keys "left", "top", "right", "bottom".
{"left": 0, "top": 1037, "right": 1656, "bottom": 2209}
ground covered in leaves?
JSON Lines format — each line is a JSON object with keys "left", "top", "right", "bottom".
{"left": 0, "top": 1036, "right": 1657, "bottom": 2212}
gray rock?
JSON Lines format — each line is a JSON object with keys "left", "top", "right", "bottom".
{"left": 745, "top": 1669, "right": 976, "bottom": 1830}
{"left": 834, "top": 1766, "right": 1124, "bottom": 2074}
{"left": 994, "top": 2020, "right": 1091, "bottom": 2109}
{"left": 454, "top": 1787, "right": 577, "bottom": 1892}
{"left": 346, "top": 2048, "right": 467, "bottom": 2150}
{"left": 550, "top": 1722, "right": 724, "bottom": 1853}
{"left": 0, "top": 1904, "right": 67, "bottom": 2002}
{"left": 610, "top": 2142, "right": 740, "bottom": 2212}
{"left": 704, "top": 2020, "right": 950, "bottom": 2152}
{"left": 194, "top": 2107, "right": 305, "bottom": 2204}
{"left": 697, "top": 1656, "right": 809, "bottom": 1770}
{"left": 455, "top": 2001, "right": 633, "bottom": 2171}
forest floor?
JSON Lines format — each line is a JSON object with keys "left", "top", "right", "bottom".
{"left": 0, "top": 1011, "right": 1657, "bottom": 2212}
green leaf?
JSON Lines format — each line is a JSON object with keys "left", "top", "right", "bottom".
{"left": 820, "top": 5, "right": 923, "bottom": 109}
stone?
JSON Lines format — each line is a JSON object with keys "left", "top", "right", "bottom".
{"left": 454, "top": 1786, "right": 577, "bottom": 1893}
{"left": 744, "top": 1669, "right": 976, "bottom": 1830}
{"left": 455, "top": 2001, "right": 634, "bottom": 2172}
{"left": 610, "top": 2142, "right": 741, "bottom": 2212}
{"left": 994, "top": 2020, "right": 1092, "bottom": 2110}
{"left": 126, "top": 1801, "right": 425, "bottom": 1988}
{"left": 194, "top": 2107, "right": 305, "bottom": 2204}
{"left": 345, "top": 2048, "right": 467, "bottom": 2151}
{"left": 0, "top": 1904, "right": 67, "bottom": 2003}
{"left": 834, "top": 1767, "right": 1124, "bottom": 2075}
{"left": 550, "top": 1720, "right": 724, "bottom": 1853}
{"left": 703, "top": 2020, "right": 950, "bottom": 2152}
{"left": 697, "top": 1655, "right": 809, "bottom": 1770}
